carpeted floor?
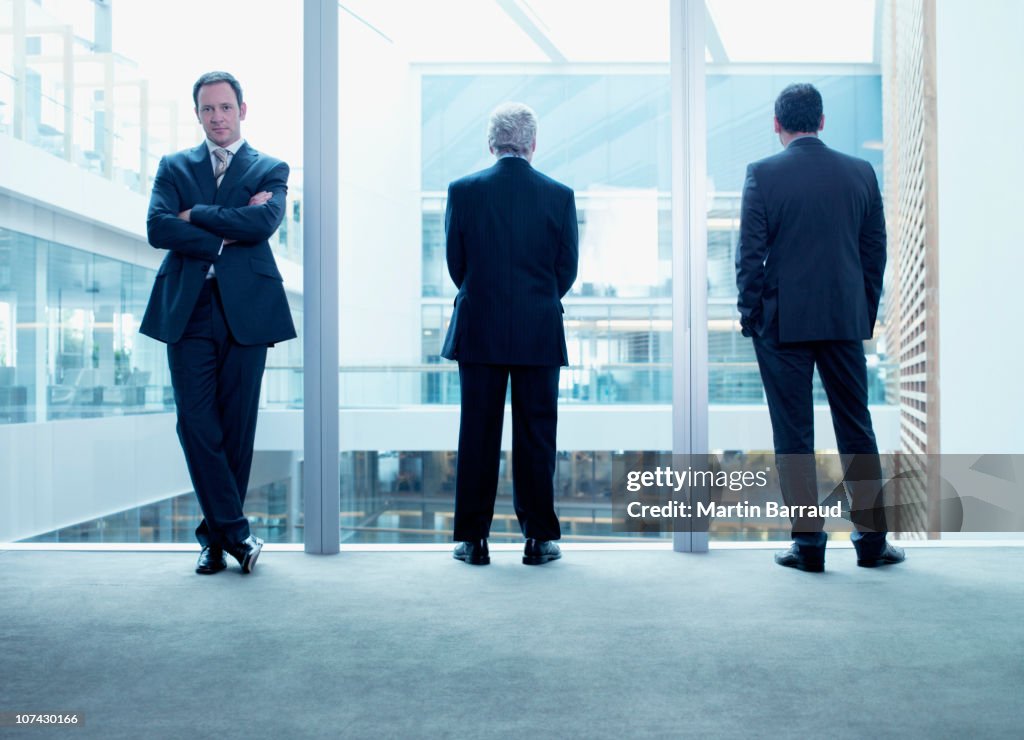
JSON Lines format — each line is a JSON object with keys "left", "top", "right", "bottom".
{"left": 1, "top": 547, "right": 1022, "bottom": 739}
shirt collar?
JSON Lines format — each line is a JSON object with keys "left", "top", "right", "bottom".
{"left": 206, "top": 137, "right": 245, "bottom": 156}
{"left": 785, "top": 133, "right": 820, "bottom": 148}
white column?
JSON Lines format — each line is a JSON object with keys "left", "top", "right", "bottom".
{"left": 671, "top": 0, "right": 709, "bottom": 553}
{"left": 303, "top": 0, "right": 341, "bottom": 554}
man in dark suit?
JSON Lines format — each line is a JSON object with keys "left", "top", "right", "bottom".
{"left": 736, "top": 83, "right": 904, "bottom": 572}
{"left": 442, "top": 102, "right": 579, "bottom": 566}
{"left": 140, "top": 71, "right": 295, "bottom": 575}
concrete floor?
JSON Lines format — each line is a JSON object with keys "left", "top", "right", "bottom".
{"left": 1, "top": 547, "right": 1022, "bottom": 739}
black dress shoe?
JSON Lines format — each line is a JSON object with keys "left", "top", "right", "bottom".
{"left": 195, "top": 546, "right": 227, "bottom": 575}
{"left": 774, "top": 543, "right": 825, "bottom": 573}
{"left": 453, "top": 539, "right": 490, "bottom": 565}
{"left": 857, "top": 542, "right": 906, "bottom": 568}
{"left": 523, "top": 538, "right": 561, "bottom": 565}
{"left": 225, "top": 535, "right": 264, "bottom": 574}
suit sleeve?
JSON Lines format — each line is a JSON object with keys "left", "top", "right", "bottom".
{"left": 189, "top": 162, "right": 289, "bottom": 244}
{"left": 146, "top": 156, "right": 223, "bottom": 260}
{"left": 735, "top": 164, "right": 769, "bottom": 337}
{"left": 445, "top": 183, "right": 465, "bottom": 289}
{"left": 859, "top": 167, "right": 887, "bottom": 332}
{"left": 556, "top": 191, "right": 579, "bottom": 298}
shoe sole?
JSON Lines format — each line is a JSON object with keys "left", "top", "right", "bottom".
{"left": 242, "top": 545, "right": 262, "bottom": 574}
{"left": 453, "top": 553, "right": 490, "bottom": 565}
{"left": 195, "top": 564, "right": 226, "bottom": 575}
{"left": 776, "top": 559, "right": 824, "bottom": 573}
{"left": 793, "top": 562, "right": 824, "bottom": 573}
{"left": 857, "top": 558, "right": 903, "bottom": 568}
{"left": 523, "top": 553, "right": 562, "bottom": 566}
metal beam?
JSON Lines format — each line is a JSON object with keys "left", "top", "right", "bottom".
{"left": 704, "top": 2, "right": 728, "bottom": 63}
{"left": 671, "top": 0, "right": 709, "bottom": 554}
{"left": 303, "top": 0, "right": 340, "bottom": 554}
{"left": 495, "top": 0, "right": 567, "bottom": 63}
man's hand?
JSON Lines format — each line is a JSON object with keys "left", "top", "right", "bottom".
{"left": 177, "top": 209, "right": 191, "bottom": 222}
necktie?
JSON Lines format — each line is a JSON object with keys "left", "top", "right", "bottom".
{"left": 213, "top": 148, "right": 230, "bottom": 187}
{"left": 208, "top": 148, "right": 231, "bottom": 279}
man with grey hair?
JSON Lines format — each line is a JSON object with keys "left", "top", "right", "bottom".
{"left": 441, "top": 102, "right": 579, "bottom": 566}
{"left": 487, "top": 102, "right": 537, "bottom": 157}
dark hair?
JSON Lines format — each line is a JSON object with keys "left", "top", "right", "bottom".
{"left": 774, "top": 83, "right": 823, "bottom": 133}
{"left": 192, "top": 71, "right": 243, "bottom": 109}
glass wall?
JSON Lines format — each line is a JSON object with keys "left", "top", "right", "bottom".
{"left": 418, "top": 72, "right": 672, "bottom": 406}
{"left": 702, "top": 0, "right": 896, "bottom": 542}
{"left": 706, "top": 73, "right": 887, "bottom": 407}
{"left": 3, "top": 0, "right": 901, "bottom": 549}
{"left": 1, "top": 0, "right": 304, "bottom": 544}
{"left": 338, "top": 0, "right": 672, "bottom": 543}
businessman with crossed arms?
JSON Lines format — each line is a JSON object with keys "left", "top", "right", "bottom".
{"left": 141, "top": 71, "right": 295, "bottom": 575}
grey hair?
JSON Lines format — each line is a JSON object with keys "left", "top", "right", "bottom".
{"left": 487, "top": 102, "right": 537, "bottom": 156}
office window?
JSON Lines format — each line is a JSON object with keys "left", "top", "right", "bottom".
{"left": 702, "top": 0, "right": 895, "bottom": 541}
{"left": 0, "top": 0, "right": 303, "bottom": 543}
{"left": 338, "top": 0, "right": 671, "bottom": 543}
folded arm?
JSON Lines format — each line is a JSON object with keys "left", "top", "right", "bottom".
{"left": 146, "top": 156, "right": 223, "bottom": 260}
{"left": 735, "top": 165, "right": 769, "bottom": 337}
{"left": 859, "top": 168, "right": 887, "bottom": 331}
{"left": 556, "top": 192, "right": 579, "bottom": 298}
{"left": 188, "top": 162, "right": 289, "bottom": 244}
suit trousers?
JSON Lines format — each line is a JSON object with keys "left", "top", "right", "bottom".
{"left": 167, "top": 278, "right": 267, "bottom": 548}
{"left": 752, "top": 327, "right": 887, "bottom": 556}
{"left": 454, "top": 363, "right": 562, "bottom": 542}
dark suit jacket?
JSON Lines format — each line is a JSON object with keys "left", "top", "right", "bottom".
{"left": 441, "top": 156, "right": 579, "bottom": 366}
{"left": 735, "top": 136, "right": 886, "bottom": 342}
{"left": 140, "top": 142, "right": 297, "bottom": 346}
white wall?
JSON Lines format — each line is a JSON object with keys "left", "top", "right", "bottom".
{"left": 935, "top": 0, "right": 1024, "bottom": 453}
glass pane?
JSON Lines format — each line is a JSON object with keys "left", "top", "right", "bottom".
{"left": 0, "top": 0, "right": 304, "bottom": 544}
{"left": 704, "top": 0, "right": 895, "bottom": 542}
{"left": 339, "top": 0, "right": 671, "bottom": 544}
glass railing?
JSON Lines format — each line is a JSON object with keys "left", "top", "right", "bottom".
{"left": 254, "top": 362, "right": 896, "bottom": 410}
{"left": 1, "top": 358, "right": 897, "bottom": 424}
